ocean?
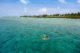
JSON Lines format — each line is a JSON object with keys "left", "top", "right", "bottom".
{"left": 0, "top": 17, "right": 80, "bottom": 53}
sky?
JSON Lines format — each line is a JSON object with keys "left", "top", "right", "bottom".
{"left": 0, "top": 0, "right": 80, "bottom": 16}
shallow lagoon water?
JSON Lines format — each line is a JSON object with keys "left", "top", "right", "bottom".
{"left": 0, "top": 17, "right": 80, "bottom": 53}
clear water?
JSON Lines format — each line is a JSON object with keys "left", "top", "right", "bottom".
{"left": 0, "top": 17, "right": 80, "bottom": 53}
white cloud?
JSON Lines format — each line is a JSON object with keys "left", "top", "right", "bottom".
{"left": 37, "top": 8, "right": 80, "bottom": 15}
{"left": 20, "top": 0, "right": 30, "bottom": 5}
{"left": 24, "top": 8, "right": 27, "bottom": 13}
{"left": 77, "top": 0, "right": 80, "bottom": 3}
{"left": 59, "top": 0, "right": 67, "bottom": 4}
{"left": 39, "top": 8, "right": 47, "bottom": 13}
{"left": 20, "top": 7, "right": 80, "bottom": 16}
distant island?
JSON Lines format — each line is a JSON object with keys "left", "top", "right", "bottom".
{"left": 20, "top": 12, "right": 80, "bottom": 19}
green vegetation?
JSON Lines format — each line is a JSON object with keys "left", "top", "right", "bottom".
{"left": 20, "top": 12, "right": 80, "bottom": 19}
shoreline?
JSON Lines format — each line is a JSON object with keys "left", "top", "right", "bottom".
{"left": 20, "top": 17, "right": 80, "bottom": 19}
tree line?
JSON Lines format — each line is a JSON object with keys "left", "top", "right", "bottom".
{"left": 20, "top": 12, "right": 80, "bottom": 19}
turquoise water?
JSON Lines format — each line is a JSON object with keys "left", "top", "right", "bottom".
{"left": 0, "top": 17, "right": 80, "bottom": 53}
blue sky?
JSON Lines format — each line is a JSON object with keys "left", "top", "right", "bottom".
{"left": 0, "top": 0, "right": 80, "bottom": 16}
